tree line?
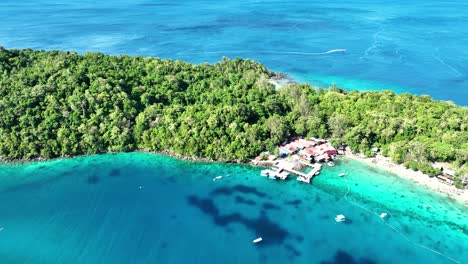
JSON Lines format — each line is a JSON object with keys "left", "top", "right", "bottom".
{"left": 0, "top": 47, "right": 466, "bottom": 187}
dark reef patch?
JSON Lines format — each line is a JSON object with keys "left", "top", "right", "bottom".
{"left": 164, "top": 176, "right": 176, "bottom": 183}
{"left": 187, "top": 195, "right": 219, "bottom": 216}
{"left": 2, "top": 172, "right": 68, "bottom": 193}
{"left": 285, "top": 243, "right": 301, "bottom": 257}
{"left": 320, "top": 250, "right": 377, "bottom": 264}
{"left": 262, "top": 202, "right": 281, "bottom": 210}
{"left": 235, "top": 196, "right": 256, "bottom": 206}
{"left": 319, "top": 214, "right": 329, "bottom": 220}
{"left": 87, "top": 175, "right": 100, "bottom": 184}
{"left": 211, "top": 184, "right": 267, "bottom": 198}
{"left": 284, "top": 199, "right": 301, "bottom": 207}
{"left": 186, "top": 194, "right": 290, "bottom": 246}
{"left": 160, "top": 241, "right": 168, "bottom": 249}
{"left": 313, "top": 239, "right": 325, "bottom": 246}
{"left": 402, "top": 224, "right": 412, "bottom": 234}
{"left": 109, "top": 168, "right": 121, "bottom": 177}
{"left": 315, "top": 196, "right": 321, "bottom": 203}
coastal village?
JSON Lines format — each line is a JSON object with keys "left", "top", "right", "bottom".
{"left": 252, "top": 137, "right": 343, "bottom": 184}
{"left": 252, "top": 137, "right": 468, "bottom": 191}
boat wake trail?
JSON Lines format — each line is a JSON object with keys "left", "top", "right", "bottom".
{"left": 342, "top": 175, "right": 461, "bottom": 264}
{"left": 188, "top": 49, "right": 347, "bottom": 56}
{"left": 433, "top": 49, "right": 462, "bottom": 77}
{"left": 360, "top": 26, "right": 385, "bottom": 60}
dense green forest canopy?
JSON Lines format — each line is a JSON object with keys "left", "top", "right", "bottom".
{"left": 0, "top": 47, "right": 467, "bottom": 186}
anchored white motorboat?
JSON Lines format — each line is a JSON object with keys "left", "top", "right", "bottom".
{"left": 253, "top": 237, "right": 263, "bottom": 243}
{"left": 261, "top": 169, "right": 276, "bottom": 177}
{"left": 379, "top": 213, "right": 388, "bottom": 219}
{"left": 335, "top": 214, "right": 346, "bottom": 222}
{"left": 338, "top": 173, "right": 346, "bottom": 177}
{"left": 327, "top": 161, "right": 335, "bottom": 167}
{"left": 213, "top": 176, "right": 223, "bottom": 181}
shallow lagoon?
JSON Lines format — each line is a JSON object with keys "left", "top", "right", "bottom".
{"left": 0, "top": 153, "right": 466, "bottom": 263}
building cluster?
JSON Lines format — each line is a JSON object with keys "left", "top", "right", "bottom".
{"left": 435, "top": 169, "right": 456, "bottom": 185}
{"left": 253, "top": 138, "right": 340, "bottom": 184}
{"left": 253, "top": 137, "right": 340, "bottom": 164}
{"left": 278, "top": 138, "right": 338, "bottom": 162}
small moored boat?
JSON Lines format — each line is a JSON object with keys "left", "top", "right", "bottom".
{"left": 379, "top": 213, "right": 388, "bottom": 219}
{"left": 213, "top": 176, "right": 223, "bottom": 181}
{"left": 338, "top": 173, "right": 346, "bottom": 177}
{"left": 253, "top": 237, "right": 263, "bottom": 243}
{"left": 335, "top": 214, "right": 346, "bottom": 222}
{"left": 327, "top": 161, "right": 335, "bottom": 167}
{"left": 261, "top": 169, "right": 276, "bottom": 177}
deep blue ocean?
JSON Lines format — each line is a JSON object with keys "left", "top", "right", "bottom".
{"left": 0, "top": 0, "right": 467, "bottom": 104}
{"left": 0, "top": 153, "right": 467, "bottom": 264}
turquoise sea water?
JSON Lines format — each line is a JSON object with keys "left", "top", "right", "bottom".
{"left": 0, "top": 153, "right": 467, "bottom": 263}
{"left": 0, "top": 0, "right": 467, "bottom": 105}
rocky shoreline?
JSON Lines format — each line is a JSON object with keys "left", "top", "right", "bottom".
{"left": 0, "top": 149, "right": 237, "bottom": 165}
{"left": 268, "top": 72, "right": 296, "bottom": 89}
{"left": 2, "top": 149, "right": 466, "bottom": 206}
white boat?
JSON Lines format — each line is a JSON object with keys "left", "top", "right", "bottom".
{"left": 213, "top": 175, "right": 223, "bottom": 181}
{"left": 0, "top": 227, "right": 3, "bottom": 232}
{"left": 253, "top": 237, "right": 263, "bottom": 243}
{"left": 338, "top": 173, "right": 346, "bottom": 177}
{"left": 327, "top": 161, "right": 335, "bottom": 167}
{"left": 261, "top": 169, "right": 275, "bottom": 177}
{"left": 379, "top": 213, "right": 388, "bottom": 219}
{"left": 335, "top": 214, "right": 346, "bottom": 222}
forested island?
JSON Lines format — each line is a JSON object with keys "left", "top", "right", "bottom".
{"left": 0, "top": 47, "right": 467, "bottom": 187}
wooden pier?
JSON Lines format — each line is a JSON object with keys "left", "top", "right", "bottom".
{"left": 256, "top": 137, "right": 337, "bottom": 184}
{"left": 270, "top": 160, "right": 322, "bottom": 184}
{"left": 297, "top": 164, "right": 322, "bottom": 183}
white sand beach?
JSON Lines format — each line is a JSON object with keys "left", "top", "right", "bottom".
{"left": 343, "top": 151, "right": 468, "bottom": 206}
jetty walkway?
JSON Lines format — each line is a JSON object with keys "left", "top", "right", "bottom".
{"left": 267, "top": 160, "right": 322, "bottom": 184}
